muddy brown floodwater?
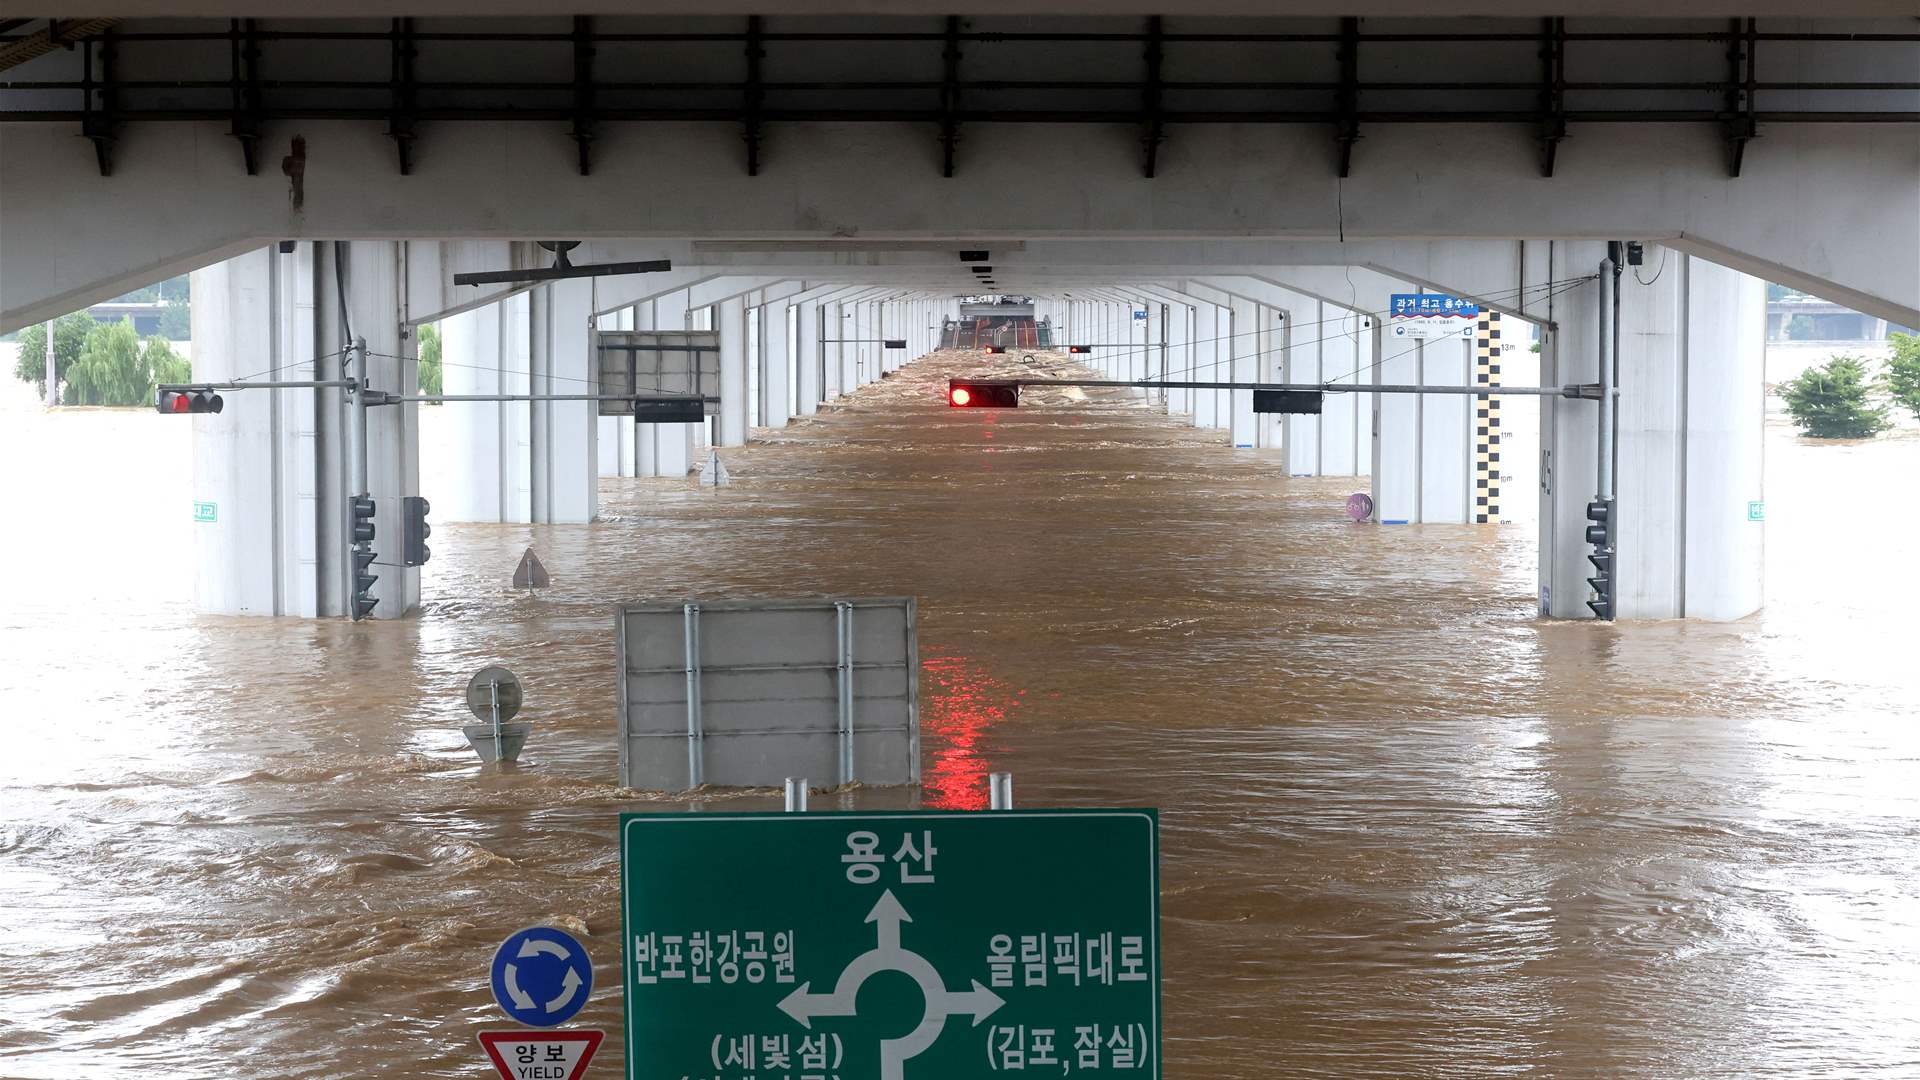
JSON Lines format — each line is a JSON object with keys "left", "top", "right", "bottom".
{"left": 2, "top": 350, "right": 1919, "bottom": 1079}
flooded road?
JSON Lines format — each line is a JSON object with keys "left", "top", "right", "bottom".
{"left": 2, "top": 350, "right": 1918, "bottom": 1079}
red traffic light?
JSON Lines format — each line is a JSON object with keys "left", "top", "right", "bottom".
{"left": 948, "top": 379, "right": 1019, "bottom": 408}
{"left": 156, "top": 389, "right": 224, "bottom": 414}
{"left": 984, "top": 345, "right": 1006, "bottom": 355}
{"left": 1067, "top": 345, "right": 1092, "bottom": 354}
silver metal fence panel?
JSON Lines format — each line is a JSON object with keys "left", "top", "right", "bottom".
{"left": 617, "top": 597, "right": 919, "bottom": 790}
{"left": 595, "top": 330, "right": 721, "bottom": 416}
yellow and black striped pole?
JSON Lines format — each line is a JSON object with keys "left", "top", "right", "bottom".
{"left": 1474, "top": 311, "right": 1502, "bottom": 524}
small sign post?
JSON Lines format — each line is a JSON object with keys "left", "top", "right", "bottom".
{"left": 620, "top": 809, "right": 1161, "bottom": 1079}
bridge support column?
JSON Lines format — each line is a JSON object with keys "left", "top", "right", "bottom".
{"left": 717, "top": 294, "right": 749, "bottom": 446}
{"left": 441, "top": 295, "right": 533, "bottom": 522}
{"left": 1302, "top": 304, "right": 1369, "bottom": 478}
{"left": 189, "top": 246, "right": 320, "bottom": 616}
{"left": 1370, "top": 314, "right": 1475, "bottom": 523}
{"left": 598, "top": 306, "right": 636, "bottom": 477}
{"left": 189, "top": 241, "right": 421, "bottom": 617}
{"left": 797, "top": 301, "right": 823, "bottom": 413}
{"left": 528, "top": 278, "right": 598, "bottom": 522}
{"left": 1540, "top": 245, "right": 1765, "bottom": 620}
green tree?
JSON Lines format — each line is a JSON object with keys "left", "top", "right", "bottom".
{"left": 159, "top": 296, "right": 192, "bottom": 340}
{"left": 1786, "top": 314, "right": 1817, "bottom": 340}
{"left": 1778, "top": 356, "right": 1890, "bottom": 439}
{"left": 144, "top": 335, "right": 192, "bottom": 386}
{"left": 63, "top": 320, "right": 157, "bottom": 406}
{"left": 416, "top": 322, "right": 444, "bottom": 398}
{"left": 12, "top": 312, "right": 97, "bottom": 401}
{"left": 1885, "top": 332, "right": 1920, "bottom": 422}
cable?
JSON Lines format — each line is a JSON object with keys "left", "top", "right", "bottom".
{"left": 333, "top": 241, "right": 355, "bottom": 347}
{"left": 1632, "top": 245, "right": 1668, "bottom": 287}
{"left": 218, "top": 347, "right": 348, "bottom": 387}
{"left": 1323, "top": 276, "right": 1594, "bottom": 385}
{"left": 1127, "top": 274, "right": 1596, "bottom": 385}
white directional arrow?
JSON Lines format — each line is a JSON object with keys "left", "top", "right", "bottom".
{"left": 776, "top": 981, "right": 847, "bottom": 1029}
{"left": 934, "top": 980, "right": 1005, "bottom": 1027}
{"left": 503, "top": 964, "right": 537, "bottom": 1011}
{"left": 865, "top": 890, "right": 912, "bottom": 952}
{"left": 520, "top": 939, "right": 572, "bottom": 962}
{"left": 546, "top": 967, "right": 584, "bottom": 1013}
{"left": 775, "top": 890, "right": 1008, "bottom": 1079}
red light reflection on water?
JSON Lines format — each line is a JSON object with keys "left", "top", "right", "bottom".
{"left": 920, "top": 654, "right": 1022, "bottom": 809}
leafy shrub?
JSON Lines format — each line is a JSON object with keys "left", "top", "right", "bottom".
{"left": 1777, "top": 356, "right": 1890, "bottom": 439}
{"left": 1886, "top": 332, "right": 1920, "bottom": 422}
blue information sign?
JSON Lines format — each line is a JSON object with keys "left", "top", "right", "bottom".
{"left": 490, "top": 926, "right": 595, "bottom": 1027}
{"left": 1388, "top": 293, "right": 1480, "bottom": 338}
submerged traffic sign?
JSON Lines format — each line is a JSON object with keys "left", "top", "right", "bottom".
{"left": 478, "top": 1029, "right": 605, "bottom": 1080}
{"left": 491, "top": 926, "right": 594, "bottom": 1027}
{"left": 620, "top": 809, "right": 1161, "bottom": 1079}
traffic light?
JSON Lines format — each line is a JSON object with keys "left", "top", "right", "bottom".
{"left": 349, "top": 494, "right": 379, "bottom": 619}
{"left": 1067, "top": 345, "right": 1092, "bottom": 354}
{"left": 350, "top": 495, "right": 377, "bottom": 544}
{"left": 155, "top": 389, "right": 224, "bottom": 414}
{"left": 984, "top": 345, "right": 1006, "bottom": 355}
{"left": 948, "top": 379, "right": 1019, "bottom": 408}
{"left": 402, "top": 496, "right": 431, "bottom": 567}
{"left": 352, "top": 548, "right": 379, "bottom": 619}
{"left": 1585, "top": 496, "right": 1616, "bottom": 620}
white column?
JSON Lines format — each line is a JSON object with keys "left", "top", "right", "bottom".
{"left": 797, "top": 301, "right": 823, "bottom": 413}
{"left": 1228, "top": 294, "right": 1258, "bottom": 448}
{"left": 1263, "top": 307, "right": 1290, "bottom": 454}
{"left": 530, "top": 277, "right": 598, "bottom": 523}
{"left": 764, "top": 299, "right": 792, "bottom": 430}
{"left": 717, "top": 294, "right": 749, "bottom": 446}
{"left": 1164, "top": 300, "right": 1191, "bottom": 417}
{"left": 597, "top": 305, "right": 635, "bottom": 477}
{"left": 1678, "top": 257, "right": 1766, "bottom": 620}
{"left": 1540, "top": 245, "right": 1764, "bottom": 619}
{"left": 440, "top": 299, "right": 533, "bottom": 522}
{"left": 345, "top": 241, "right": 422, "bottom": 617}
{"left": 189, "top": 245, "right": 321, "bottom": 617}
{"left": 1371, "top": 319, "right": 1417, "bottom": 523}
{"left": 1419, "top": 332, "right": 1475, "bottom": 523}
{"left": 1316, "top": 304, "right": 1369, "bottom": 478}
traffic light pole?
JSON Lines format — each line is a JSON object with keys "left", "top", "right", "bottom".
{"left": 1007, "top": 377, "right": 1604, "bottom": 399}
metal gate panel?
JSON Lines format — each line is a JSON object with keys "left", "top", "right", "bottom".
{"left": 616, "top": 597, "right": 918, "bottom": 790}
{"left": 595, "top": 330, "right": 721, "bottom": 417}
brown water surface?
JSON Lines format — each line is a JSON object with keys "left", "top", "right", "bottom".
{"left": 2, "top": 352, "right": 1917, "bottom": 1078}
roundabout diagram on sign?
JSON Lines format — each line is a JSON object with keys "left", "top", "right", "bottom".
{"left": 490, "top": 926, "right": 594, "bottom": 1028}
{"left": 776, "top": 890, "right": 1004, "bottom": 1080}
{"left": 619, "top": 810, "right": 1161, "bottom": 1080}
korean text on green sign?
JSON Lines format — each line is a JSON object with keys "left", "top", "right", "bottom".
{"left": 620, "top": 809, "right": 1162, "bottom": 1079}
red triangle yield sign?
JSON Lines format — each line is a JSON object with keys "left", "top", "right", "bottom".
{"left": 478, "top": 1029, "right": 605, "bottom": 1080}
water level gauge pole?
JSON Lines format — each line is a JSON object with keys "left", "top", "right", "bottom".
{"left": 784, "top": 777, "right": 809, "bottom": 812}
{"left": 490, "top": 677, "right": 504, "bottom": 760}
{"left": 989, "top": 772, "right": 1014, "bottom": 810}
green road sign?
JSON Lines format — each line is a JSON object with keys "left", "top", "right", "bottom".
{"left": 620, "top": 809, "right": 1161, "bottom": 1080}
